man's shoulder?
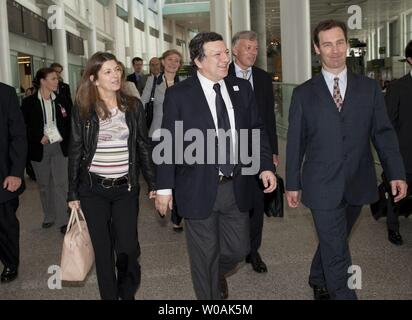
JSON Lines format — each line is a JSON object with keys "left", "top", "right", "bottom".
{"left": 0, "top": 83, "right": 15, "bottom": 96}
{"left": 225, "top": 74, "right": 251, "bottom": 88}
{"left": 165, "top": 76, "right": 196, "bottom": 96}
{"left": 252, "top": 65, "right": 271, "bottom": 79}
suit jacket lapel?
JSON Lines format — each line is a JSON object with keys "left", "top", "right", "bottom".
{"left": 224, "top": 77, "right": 241, "bottom": 132}
{"left": 312, "top": 73, "right": 338, "bottom": 111}
{"left": 341, "top": 71, "right": 357, "bottom": 115}
{"left": 190, "top": 75, "right": 216, "bottom": 130}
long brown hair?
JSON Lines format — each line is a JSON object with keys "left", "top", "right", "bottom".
{"left": 76, "top": 52, "right": 135, "bottom": 120}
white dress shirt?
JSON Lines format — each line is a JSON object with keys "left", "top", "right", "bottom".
{"left": 37, "top": 91, "right": 57, "bottom": 132}
{"left": 234, "top": 62, "right": 254, "bottom": 89}
{"left": 156, "top": 71, "right": 237, "bottom": 195}
{"left": 321, "top": 67, "right": 347, "bottom": 100}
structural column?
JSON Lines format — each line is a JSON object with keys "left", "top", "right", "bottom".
{"left": 250, "top": 0, "right": 267, "bottom": 70}
{"left": 88, "top": 0, "right": 97, "bottom": 57}
{"left": 231, "top": 0, "right": 251, "bottom": 35}
{"left": 128, "top": 0, "right": 137, "bottom": 59}
{"left": 52, "top": 0, "right": 69, "bottom": 83}
{"left": 0, "top": 0, "right": 12, "bottom": 85}
{"left": 279, "top": 0, "right": 311, "bottom": 84}
{"left": 158, "top": 0, "right": 164, "bottom": 56}
{"left": 143, "top": 0, "right": 150, "bottom": 61}
{"left": 171, "top": 19, "right": 177, "bottom": 50}
{"left": 109, "top": 0, "right": 120, "bottom": 57}
{"left": 210, "top": 0, "right": 231, "bottom": 49}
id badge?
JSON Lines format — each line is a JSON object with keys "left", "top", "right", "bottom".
{"left": 45, "top": 125, "right": 63, "bottom": 144}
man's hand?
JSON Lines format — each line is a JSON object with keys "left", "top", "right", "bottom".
{"left": 286, "top": 190, "right": 301, "bottom": 208}
{"left": 261, "top": 171, "right": 277, "bottom": 193}
{"left": 3, "top": 176, "right": 22, "bottom": 192}
{"left": 40, "top": 135, "right": 49, "bottom": 145}
{"left": 149, "top": 191, "right": 156, "bottom": 199}
{"left": 390, "top": 180, "right": 408, "bottom": 203}
{"left": 155, "top": 194, "right": 173, "bottom": 217}
{"left": 273, "top": 154, "right": 280, "bottom": 167}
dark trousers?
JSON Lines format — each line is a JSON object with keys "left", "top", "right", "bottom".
{"left": 79, "top": 181, "right": 141, "bottom": 300}
{"left": 387, "top": 173, "right": 412, "bottom": 232}
{"left": 184, "top": 181, "right": 250, "bottom": 300}
{"left": 249, "top": 181, "right": 264, "bottom": 256}
{"left": 0, "top": 198, "right": 20, "bottom": 270}
{"left": 171, "top": 189, "right": 183, "bottom": 226}
{"left": 309, "top": 203, "right": 362, "bottom": 300}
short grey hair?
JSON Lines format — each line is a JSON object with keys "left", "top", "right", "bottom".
{"left": 231, "top": 30, "right": 258, "bottom": 48}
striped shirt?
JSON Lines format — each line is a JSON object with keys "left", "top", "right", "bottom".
{"left": 90, "top": 107, "right": 130, "bottom": 178}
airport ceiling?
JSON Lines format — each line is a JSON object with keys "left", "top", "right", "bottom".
{"left": 164, "top": 0, "right": 412, "bottom": 41}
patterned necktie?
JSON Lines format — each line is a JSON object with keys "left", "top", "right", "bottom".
{"left": 333, "top": 77, "right": 343, "bottom": 112}
{"left": 213, "top": 83, "right": 235, "bottom": 177}
{"left": 240, "top": 70, "right": 249, "bottom": 80}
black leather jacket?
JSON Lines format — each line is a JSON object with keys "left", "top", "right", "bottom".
{"left": 67, "top": 99, "right": 156, "bottom": 201}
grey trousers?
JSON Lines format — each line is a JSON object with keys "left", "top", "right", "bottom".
{"left": 184, "top": 181, "right": 250, "bottom": 300}
{"left": 31, "top": 143, "right": 69, "bottom": 228}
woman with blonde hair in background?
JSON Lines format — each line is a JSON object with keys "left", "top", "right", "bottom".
{"left": 140, "top": 49, "right": 184, "bottom": 232}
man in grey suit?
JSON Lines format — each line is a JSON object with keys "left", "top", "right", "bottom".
{"left": 285, "top": 20, "right": 407, "bottom": 300}
{"left": 384, "top": 40, "right": 412, "bottom": 245}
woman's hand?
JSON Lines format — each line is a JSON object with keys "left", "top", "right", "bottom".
{"left": 68, "top": 200, "right": 80, "bottom": 210}
{"left": 40, "top": 135, "right": 49, "bottom": 145}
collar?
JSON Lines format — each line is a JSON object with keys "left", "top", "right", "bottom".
{"left": 37, "top": 90, "right": 56, "bottom": 102}
{"left": 234, "top": 62, "right": 252, "bottom": 75}
{"left": 197, "top": 71, "right": 225, "bottom": 90}
{"left": 322, "top": 67, "right": 347, "bottom": 83}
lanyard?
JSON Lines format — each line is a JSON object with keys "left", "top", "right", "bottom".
{"left": 40, "top": 97, "right": 56, "bottom": 126}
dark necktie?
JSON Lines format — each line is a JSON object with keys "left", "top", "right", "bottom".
{"left": 333, "top": 77, "right": 343, "bottom": 112}
{"left": 213, "top": 83, "right": 235, "bottom": 177}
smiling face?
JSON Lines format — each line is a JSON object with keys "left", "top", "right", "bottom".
{"left": 232, "top": 39, "right": 258, "bottom": 69}
{"left": 195, "top": 40, "right": 230, "bottom": 82}
{"left": 92, "top": 60, "right": 122, "bottom": 95}
{"left": 314, "top": 27, "right": 348, "bottom": 74}
{"left": 162, "top": 54, "right": 181, "bottom": 74}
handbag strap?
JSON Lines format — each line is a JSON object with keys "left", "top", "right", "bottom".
{"left": 66, "top": 207, "right": 85, "bottom": 234}
{"left": 149, "top": 75, "right": 157, "bottom": 101}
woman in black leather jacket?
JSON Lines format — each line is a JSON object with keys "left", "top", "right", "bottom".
{"left": 67, "top": 52, "right": 155, "bottom": 300}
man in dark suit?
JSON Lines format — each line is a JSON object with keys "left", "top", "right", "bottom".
{"left": 127, "top": 57, "right": 146, "bottom": 95}
{"left": 384, "top": 40, "right": 412, "bottom": 246}
{"left": 50, "top": 63, "right": 73, "bottom": 109}
{"left": 285, "top": 20, "right": 407, "bottom": 300}
{"left": 229, "top": 30, "right": 278, "bottom": 273}
{"left": 154, "top": 32, "right": 276, "bottom": 300}
{"left": 0, "top": 82, "right": 27, "bottom": 283}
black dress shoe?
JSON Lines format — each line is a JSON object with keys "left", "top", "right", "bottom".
{"left": 42, "top": 222, "right": 54, "bottom": 229}
{"left": 60, "top": 225, "right": 67, "bottom": 234}
{"left": 172, "top": 224, "right": 184, "bottom": 233}
{"left": 388, "top": 230, "right": 403, "bottom": 246}
{"left": 219, "top": 276, "right": 228, "bottom": 300}
{"left": 246, "top": 253, "right": 268, "bottom": 273}
{"left": 1, "top": 267, "right": 18, "bottom": 283}
{"left": 312, "top": 285, "right": 330, "bottom": 300}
